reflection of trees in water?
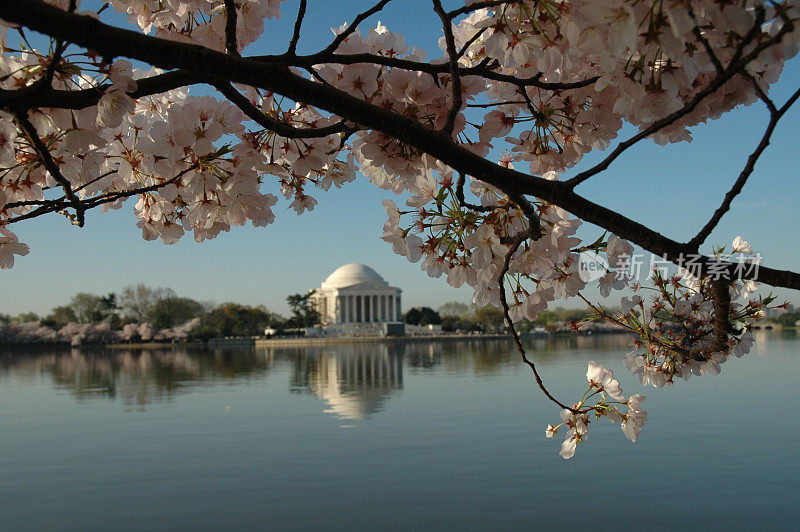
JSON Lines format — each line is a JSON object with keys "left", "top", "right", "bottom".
{"left": 522, "top": 333, "right": 635, "bottom": 361}
{"left": 0, "top": 347, "right": 274, "bottom": 409}
{"left": 0, "top": 335, "right": 636, "bottom": 412}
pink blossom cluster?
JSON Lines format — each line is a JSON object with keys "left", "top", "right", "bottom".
{"left": 0, "top": 319, "right": 200, "bottom": 345}
{"left": 546, "top": 361, "right": 647, "bottom": 459}
{"left": 579, "top": 236, "right": 775, "bottom": 388}
{"left": 120, "top": 318, "right": 200, "bottom": 341}
{"left": 0, "top": 320, "right": 59, "bottom": 343}
{"left": 381, "top": 168, "right": 585, "bottom": 323}
{"left": 110, "top": 0, "right": 286, "bottom": 52}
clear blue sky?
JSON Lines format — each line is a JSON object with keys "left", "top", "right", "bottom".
{"left": 2, "top": 1, "right": 799, "bottom": 317}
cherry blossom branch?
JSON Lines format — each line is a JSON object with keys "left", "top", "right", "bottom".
{"left": 711, "top": 278, "right": 733, "bottom": 352}
{"left": 432, "top": 0, "right": 462, "bottom": 135}
{"left": 224, "top": 0, "right": 239, "bottom": 56}
{"left": 0, "top": 70, "right": 204, "bottom": 110}
{"left": 12, "top": 109, "right": 85, "bottom": 227}
{"left": 506, "top": 192, "right": 541, "bottom": 240}
{"left": 565, "top": 14, "right": 793, "bottom": 189}
{"left": 446, "top": 0, "right": 520, "bottom": 19}
{"left": 248, "top": 49, "right": 599, "bottom": 92}
{"left": 214, "top": 81, "right": 354, "bottom": 138}
{"left": 2, "top": 199, "right": 71, "bottom": 225}
{"left": 72, "top": 169, "right": 118, "bottom": 194}
{"left": 688, "top": 86, "right": 800, "bottom": 250}
{"left": 455, "top": 171, "right": 494, "bottom": 213}
{"left": 285, "top": 53, "right": 600, "bottom": 92}
{"left": 322, "top": 0, "right": 392, "bottom": 54}
{"left": 3, "top": 165, "right": 198, "bottom": 225}
{"left": 80, "top": 164, "right": 199, "bottom": 209}
{"left": 497, "top": 229, "right": 578, "bottom": 413}
{"left": 466, "top": 99, "right": 526, "bottom": 108}
{"left": 456, "top": 27, "right": 486, "bottom": 59}
{"left": 688, "top": 7, "right": 725, "bottom": 75}
{"left": 3, "top": 1, "right": 800, "bottom": 292}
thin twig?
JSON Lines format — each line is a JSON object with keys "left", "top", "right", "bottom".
{"left": 457, "top": 27, "right": 486, "bottom": 60}
{"left": 447, "top": 0, "right": 518, "bottom": 19}
{"left": 688, "top": 85, "right": 800, "bottom": 249}
{"left": 287, "top": 0, "right": 307, "bottom": 56}
{"left": 455, "top": 171, "right": 495, "bottom": 212}
{"left": 323, "top": 0, "right": 392, "bottom": 54}
{"left": 432, "top": 0, "right": 462, "bottom": 134}
{"left": 497, "top": 229, "right": 577, "bottom": 413}
{"left": 215, "top": 82, "right": 353, "bottom": 138}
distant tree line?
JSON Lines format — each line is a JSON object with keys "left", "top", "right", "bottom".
{"left": 764, "top": 311, "right": 800, "bottom": 327}
{"left": 0, "top": 284, "right": 302, "bottom": 344}
{"left": 434, "top": 302, "right": 596, "bottom": 333}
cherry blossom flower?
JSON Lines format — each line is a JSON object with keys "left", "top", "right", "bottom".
{"left": 0, "top": 227, "right": 29, "bottom": 269}
{"left": 732, "top": 236, "right": 752, "bottom": 254}
{"left": 586, "top": 361, "right": 624, "bottom": 400}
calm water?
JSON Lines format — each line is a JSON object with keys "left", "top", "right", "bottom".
{"left": 1, "top": 333, "right": 798, "bottom": 530}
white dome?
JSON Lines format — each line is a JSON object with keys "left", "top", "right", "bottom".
{"left": 321, "top": 263, "right": 387, "bottom": 289}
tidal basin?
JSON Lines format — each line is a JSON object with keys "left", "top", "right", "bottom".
{"left": 1, "top": 333, "right": 797, "bottom": 529}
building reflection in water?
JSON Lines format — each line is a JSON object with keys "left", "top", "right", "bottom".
{"left": 285, "top": 344, "right": 403, "bottom": 421}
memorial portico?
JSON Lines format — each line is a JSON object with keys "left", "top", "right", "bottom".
{"left": 310, "top": 264, "right": 402, "bottom": 331}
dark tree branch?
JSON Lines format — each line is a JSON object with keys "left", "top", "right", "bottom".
{"left": 457, "top": 27, "right": 486, "bottom": 60}
{"left": 455, "top": 171, "right": 494, "bottom": 212}
{"left": 432, "top": 0, "right": 462, "bottom": 134}
{"left": 688, "top": 7, "right": 725, "bottom": 75}
{"left": 2, "top": 199, "right": 70, "bottom": 225}
{"left": 224, "top": 0, "right": 240, "bottom": 55}
{"left": 688, "top": 85, "right": 800, "bottom": 250}
{"left": 322, "top": 0, "right": 392, "bottom": 54}
{"left": 12, "top": 109, "right": 85, "bottom": 227}
{"left": 467, "top": 99, "right": 526, "bottom": 108}
{"left": 711, "top": 278, "right": 733, "bottom": 352}
{"left": 0, "top": 70, "right": 204, "bottom": 110}
{"left": 249, "top": 51, "right": 599, "bottom": 92}
{"left": 4, "top": 165, "right": 198, "bottom": 225}
{"left": 214, "top": 81, "right": 353, "bottom": 138}
{"left": 81, "top": 164, "right": 199, "bottom": 209}
{"left": 506, "top": 192, "right": 541, "bottom": 241}
{"left": 287, "top": 0, "right": 307, "bottom": 57}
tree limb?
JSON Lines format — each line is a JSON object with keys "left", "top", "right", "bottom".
{"left": 12, "top": 109, "right": 85, "bottom": 227}
{"left": 224, "top": 0, "right": 239, "bottom": 56}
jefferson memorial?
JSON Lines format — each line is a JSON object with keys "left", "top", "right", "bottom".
{"left": 310, "top": 263, "right": 402, "bottom": 334}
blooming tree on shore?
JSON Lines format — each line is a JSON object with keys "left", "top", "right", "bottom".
{"left": 1, "top": 0, "right": 799, "bottom": 457}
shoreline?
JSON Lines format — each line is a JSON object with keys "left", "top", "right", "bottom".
{"left": 14, "top": 328, "right": 797, "bottom": 350}
{"left": 106, "top": 330, "right": 632, "bottom": 349}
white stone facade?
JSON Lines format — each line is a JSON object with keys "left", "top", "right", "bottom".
{"left": 310, "top": 264, "right": 402, "bottom": 334}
